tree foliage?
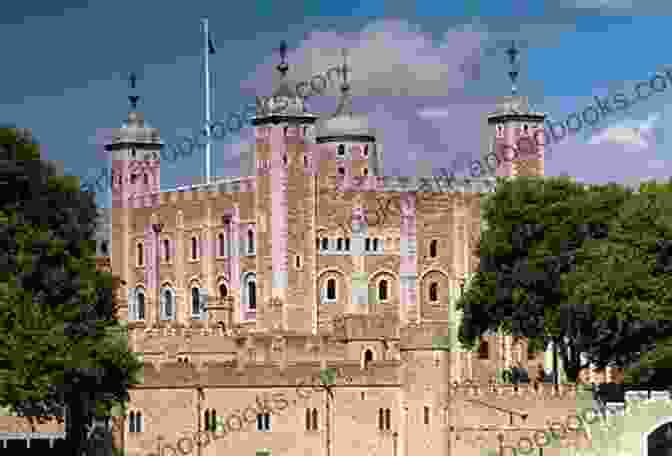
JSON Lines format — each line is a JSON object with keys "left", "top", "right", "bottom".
{"left": 0, "top": 126, "right": 143, "bottom": 454}
{"left": 457, "top": 175, "right": 672, "bottom": 383}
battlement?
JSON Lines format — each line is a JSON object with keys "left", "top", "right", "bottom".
{"left": 448, "top": 382, "right": 583, "bottom": 400}
{"left": 136, "top": 359, "right": 402, "bottom": 388}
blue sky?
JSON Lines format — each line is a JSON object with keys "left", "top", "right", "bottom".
{"left": 3, "top": 0, "right": 671, "bottom": 209}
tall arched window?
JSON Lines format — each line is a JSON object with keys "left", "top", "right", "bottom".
{"left": 345, "top": 238, "right": 350, "bottom": 250}
{"left": 311, "top": 408, "right": 318, "bottom": 430}
{"left": 191, "top": 237, "right": 197, "bottom": 260}
{"left": 305, "top": 408, "right": 311, "bottom": 430}
{"left": 143, "top": 174, "right": 148, "bottom": 185}
{"left": 244, "top": 274, "right": 257, "bottom": 314}
{"left": 337, "top": 144, "right": 345, "bottom": 156}
{"left": 384, "top": 408, "right": 391, "bottom": 430}
{"left": 364, "top": 144, "right": 369, "bottom": 156}
{"left": 365, "top": 238, "right": 371, "bottom": 251}
{"left": 321, "top": 238, "right": 328, "bottom": 250}
{"left": 192, "top": 287, "right": 200, "bottom": 316}
{"left": 378, "top": 280, "right": 388, "bottom": 301}
{"left": 218, "top": 233, "right": 225, "bottom": 257}
{"left": 337, "top": 238, "right": 343, "bottom": 250}
{"left": 129, "top": 411, "right": 143, "bottom": 432}
{"left": 479, "top": 339, "right": 489, "bottom": 359}
{"left": 372, "top": 238, "right": 378, "bottom": 251}
{"left": 247, "top": 229, "right": 254, "bottom": 254}
{"left": 137, "top": 243, "right": 143, "bottom": 266}
{"left": 429, "top": 240, "right": 438, "bottom": 258}
{"left": 205, "top": 410, "right": 210, "bottom": 431}
{"left": 161, "top": 287, "right": 173, "bottom": 319}
{"left": 364, "top": 349, "right": 373, "bottom": 369}
{"left": 129, "top": 411, "right": 136, "bottom": 433}
{"left": 136, "top": 289, "right": 145, "bottom": 320}
{"left": 326, "top": 278, "right": 336, "bottom": 300}
{"left": 163, "top": 239, "right": 170, "bottom": 262}
{"left": 219, "top": 284, "right": 227, "bottom": 299}
{"left": 378, "top": 408, "right": 384, "bottom": 430}
{"left": 429, "top": 282, "right": 438, "bottom": 302}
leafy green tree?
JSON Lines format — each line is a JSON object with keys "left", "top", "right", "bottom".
{"left": 0, "top": 126, "right": 142, "bottom": 455}
{"left": 456, "top": 175, "right": 660, "bottom": 383}
{"left": 562, "top": 179, "right": 672, "bottom": 383}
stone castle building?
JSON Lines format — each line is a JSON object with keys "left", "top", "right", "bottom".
{"left": 0, "top": 44, "right": 623, "bottom": 454}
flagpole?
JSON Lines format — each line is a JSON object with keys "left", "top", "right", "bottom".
{"left": 202, "top": 18, "right": 212, "bottom": 185}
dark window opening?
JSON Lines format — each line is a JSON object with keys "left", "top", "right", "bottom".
{"left": 248, "top": 229, "right": 254, "bottom": 254}
{"left": 326, "top": 279, "right": 336, "bottom": 300}
{"left": 379, "top": 280, "right": 388, "bottom": 301}
{"left": 479, "top": 340, "right": 489, "bottom": 359}
{"left": 192, "top": 288, "right": 200, "bottom": 316}
{"left": 429, "top": 282, "right": 438, "bottom": 302}
{"left": 219, "top": 284, "right": 227, "bottom": 298}
{"left": 137, "top": 243, "right": 143, "bottom": 266}
{"left": 365, "top": 238, "right": 371, "bottom": 251}
{"left": 429, "top": 240, "right": 438, "bottom": 258}
{"left": 218, "top": 233, "right": 225, "bottom": 256}
{"left": 345, "top": 238, "right": 350, "bottom": 250}
{"left": 321, "top": 238, "right": 328, "bottom": 250}
{"left": 338, "top": 167, "right": 345, "bottom": 175}
{"left": 164, "top": 239, "right": 170, "bottom": 261}
{"left": 136, "top": 291, "right": 145, "bottom": 320}
{"left": 191, "top": 237, "right": 197, "bottom": 260}
{"left": 337, "top": 238, "right": 343, "bottom": 250}
{"left": 338, "top": 144, "right": 345, "bottom": 155}
{"left": 248, "top": 281, "right": 256, "bottom": 310}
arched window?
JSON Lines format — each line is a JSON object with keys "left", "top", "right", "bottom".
{"left": 100, "top": 241, "right": 108, "bottom": 255}
{"left": 364, "top": 145, "right": 369, "bottom": 156}
{"left": 191, "top": 237, "right": 197, "bottom": 260}
{"left": 162, "top": 287, "right": 173, "bottom": 319}
{"left": 364, "top": 349, "right": 373, "bottom": 369}
{"left": 345, "top": 238, "right": 350, "bottom": 250}
{"left": 384, "top": 408, "right": 391, "bottom": 430}
{"left": 337, "top": 238, "right": 343, "bottom": 250}
{"left": 283, "top": 127, "right": 288, "bottom": 136}
{"left": 295, "top": 255, "right": 301, "bottom": 269}
{"left": 429, "top": 240, "right": 438, "bottom": 258}
{"left": 136, "top": 289, "right": 145, "bottom": 320}
{"left": 163, "top": 239, "right": 170, "bottom": 262}
{"left": 363, "top": 168, "right": 368, "bottom": 176}
{"left": 424, "top": 406, "right": 430, "bottom": 425}
{"left": 429, "top": 282, "right": 438, "bottom": 302}
{"left": 304, "top": 155, "right": 308, "bottom": 167}
{"left": 365, "top": 238, "right": 371, "bottom": 251}
{"left": 244, "top": 274, "right": 257, "bottom": 312}
{"left": 378, "top": 280, "right": 388, "bottom": 301}
{"left": 205, "top": 410, "right": 210, "bottom": 431}
{"left": 192, "top": 287, "right": 200, "bottom": 316}
{"left": 219, "top": 284, "right": 227, "bottom": 299}
{"left": 338, "top": 167, "right": 345, "bottom": 175}
{"left": 372, "top": 238, "right": 378, "bottom": 251}
{"left": 218, "top": 233, "right": 225, "bottom": 257}
{"left": 311, "top": 408, "right": 318, "bottom": 430}
{"left": 326, "top": 278, "right": 336, "bottom": 300}
{"left": 282, "top": 154, "right": 287, "bottom": 165}
{"left": 321, "top": 238, "right": 328, "bottom": 250}
{"left": 143, "top": 174, "right": 148, "bottom": 185}
{"left": 378, "top": 408, "right": 384, "bottom": 430}
{"left": 479, "top": 339, "right": 489, "bottom": 359}
{"left": 134, "top": 412, "right": 143, "bottom": 432}
{"left": 247, "top": 229, "right": 254, "bottom": 254}
{"left": 305, "top": 408, "right": 311, "bottom": 430}
{"left": 137, "top": 243, "right": 143, "bottom": 266}
{"left": 338, "top": 144, "right": 345, "bottom": 156}
{"left": 129, "top": 411, "right": 136, "bottom": 433}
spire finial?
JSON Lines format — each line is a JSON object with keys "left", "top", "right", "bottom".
{"left": 276, "top": 40, "right": 289, "bottom": 77}
{"left": 340, "top": 48, "right": 351, "bottom": 93}
{"left": 505, "top": 40, "right": 520, "bottom": 95}
{"left": 128, "top": 72, "right": 140, "bottom": 109}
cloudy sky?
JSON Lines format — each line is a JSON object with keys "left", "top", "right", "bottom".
{"left": 2, "top": 0, "right": 671, "bottom": 208}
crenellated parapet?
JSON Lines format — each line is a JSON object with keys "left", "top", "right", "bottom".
{"left": 137, "top": 359, "right": 402, "bottom": 388}
{"left": 332, "top": 313, "right": 400, "bottom": 340}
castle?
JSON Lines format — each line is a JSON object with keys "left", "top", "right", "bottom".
{"left": 0, "top": 44, "right": 623, "bottom": 454}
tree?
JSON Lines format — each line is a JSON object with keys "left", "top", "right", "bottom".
{"left": 456, "top": 175, "right": 653, "bottom": 383}
{"left": 561, "top": 179, "right": 672, "bottom": 383}
{"left": 0, "top": 126, "right": 143, "bottom": 455}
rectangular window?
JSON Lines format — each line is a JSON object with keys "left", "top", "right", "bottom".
{"left": 257, "top": 413, "right": 271, "bottom": 431}
{"left": 424, "top": 406, "right": 430, "bottom": 425}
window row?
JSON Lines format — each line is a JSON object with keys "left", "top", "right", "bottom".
{"left": 135, "top": 230, "right": 256, "bottom": 266}
{"left": 337, "top": 143, "right": 370, "bottom": 157}
{"left": 320, "top": 279, "right": 441, "bottom": 303}
{"left": 127, "top": 286, "right": 210, "bottom": 321}
{"left": 377, "top": 408, "right": 391, "bottom": 430}
{"left": 316, "top": 237, "right": 385, "bottom": 252}
{"left": 128, "top": 411, "right": 143, "bottom": 433}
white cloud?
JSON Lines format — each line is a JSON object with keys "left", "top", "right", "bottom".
{"left": 241, "top": 19, "right": 489, "bottom": 98}
{"left": 587, "top": 113, "right": 662, "bottom": 149}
